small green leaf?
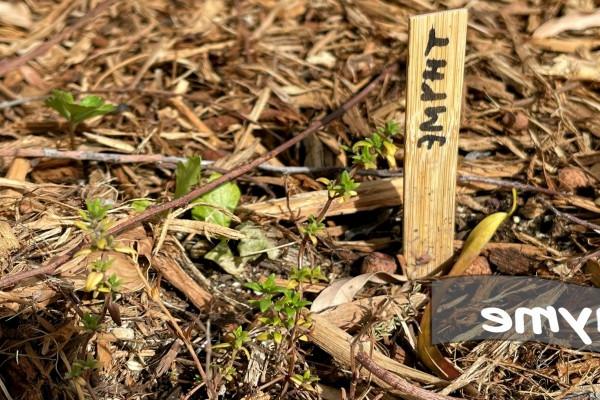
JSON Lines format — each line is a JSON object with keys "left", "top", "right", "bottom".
{"left": 384, "top": 120, "right": 399, "bottom": 136}
{"left": 131, "top": 199, "right": 153, "bottom": 212}
{"left": 82, "top": 313, "right": 102, "bottom": 331}
{"left": 245, "top": 281, "right": 263, "bottom": 293}
{"left": 192, "top": 173, "right": 241, "bottom": 227}
{"left": 46, "top": 90, "right": 74, "bottom": 120}
{"left": 175, "top": 156, "right": 202, "bottom": 199}
{"left": 45, "top": 90, "right": 116, "bottom": 127}
{"left": 259, "top": 298, "right": 272, "bottom": 313}
{"left": 79, "top": 95, "right": 105, "bottom": 108}
{"left": 86, "top": 198, "right": 111, "bottom": 221}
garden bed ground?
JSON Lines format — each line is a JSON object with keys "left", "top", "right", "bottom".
{"left": 2, "top": 1, "right": 600, "bottom": 399}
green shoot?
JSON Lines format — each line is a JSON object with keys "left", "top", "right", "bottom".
{"left": 45, "top": 90, "right": 116, "bottom": 148}
{"left": 66, "top": 358, "right": 98, "bottom": 378}
{"left": 245, "top": 274, "right": 287, "bottom": 297}
{"left": 90, "top": 259, "right": 112, "bottom": 273}
{"left": 299, "top": 216, "right": 325, "bottom": 245}
{"left": 74, "top": 199, "right": 114, "bottom": 251}
{"left": 81, "top": 313, "right": 102, "bottom": 331}
{"left": 174, "top": 156, "right": 202, "bottom": 199}
{"left": 291, "top": 369, "right": 319, "bottom": 391}
{"left": 191, "top": 173, "right": 241, "bottom": 227}
{"left": 290, "top": 266, "right": 327, "bottom": 284}
{"left": 317, "top": 170, "right": 359, "bottom": 201}
{"left": 246, "top": 274, "right": 312, "bottom": 344}
{"left": 103, "top": 274, "right": 122, "bottom": 293}
{"left": 351, "top": 120, "right": 400, "bottom": 169}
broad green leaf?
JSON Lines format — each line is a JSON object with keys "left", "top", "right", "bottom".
{"left": 192, "top": 173, "right": 241, "bottom": 227}
{"left": 64, "top": 102, "right": 116, "bottom": 126}
{"left": 175, "top": 156, "right": 202, "bottom": 199}
{"left": 45, "top": 90, "right": 116, "bottom": 126}
{"left": 204, "top": 240, "right": 245, "bottom": 276}
{"left": 259, "top": 298, "right": 272, "bottom": 313}
{"left": 45, "top": 90, "right": 74, "bottom": 120}
{"left": 237, "top": 222, "right": 280, "bottom": 261}
{"left": 79, "top": 95, "right": 105, "bottom": 108}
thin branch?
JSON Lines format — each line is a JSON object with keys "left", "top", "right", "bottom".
{"left": 0, "top": 148, "right": 190, "bottom": 166}
{"left": 541, "top": 199, "right": 600, "bottom": 232}
{"left": 0, "top": 96, "right": 46, "bottom": 110}
{"left": 457, "top": 175, "right": 563, "bottom": 196}
{"left": 355, "top": 352, "right": 458, "bottom": 400}
{"left": 0, "top": 148, "right": 576, "bottom": 192}
{"left": 0, "top": 62, "right": 398, "bottom": 289}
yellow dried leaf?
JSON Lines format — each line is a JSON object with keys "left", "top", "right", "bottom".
{"left": 256, "top": 332, "right": 270, "bottom": 341}
{"left": 450, "top": 189, "right": 517, "bottom": 277}
{"left": 73, "top": 221, "right": 89, "bottom": 231}
{"left": 96, "top": 237, "right": 107, "bottom": 250}
{"left": 84, "top": 271, "right": 104, "bottom": 292}
{"left": 113, "top": 246, "right": 137, "bottom": 258}
{"left": 417, "top": 189, "right": 518, "bottom": 379}
{"left": 74, "top": 248, "right": 92, "bottom": 258}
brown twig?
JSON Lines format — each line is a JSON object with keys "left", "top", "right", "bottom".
{"left": 0, "top": 148, "right": 189, "bottom": 165}
{"left": 457, "top": 175, "right": 563, "bottom": 196}
{"left": 0, "top": 149, "right": 575, "bottom": 197}
{"left": 0, "top": 62, "right": 398, "bottom": 289}
{"left": 0, "top": 0, "right": 119, "bottom": 77}
{"left": 541, "top": 199, "right": 600, "bottom": 232}
{"left": 355, "top": 352, "right": 459, "bottom": 400}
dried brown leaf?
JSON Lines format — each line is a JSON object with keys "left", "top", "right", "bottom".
{"left": 310, "top": 272, "right": 406, "bottom": 313}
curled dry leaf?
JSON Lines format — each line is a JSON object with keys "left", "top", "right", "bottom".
{"left": 320, "top": 292, "right": 428, "bottom": 331}
{"left": 96, "top": 333, "right": 114, "bottom": 372}
{"left": 310, "top": 272, "right": 407, "bottom": 313}
{"left": 501, "top": 111, "right": 529, "bottom": 131}
{"left": 113, "top": 224, "right": 153, "bottom": 260}
{"left": 360, "top": 252, "right": 397, "bottom": 274}
{"left": 417, "top": 189, "right": 517, "bottom": 379}
{"left": 448, "top": 189, "right": 517, "bottom": 277}
{"left": 84, "top": 251, "right": 145, "bottom": 293}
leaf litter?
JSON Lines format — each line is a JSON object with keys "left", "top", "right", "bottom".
{"left": 1, "top": 1, "right": 600, "bottom": 399}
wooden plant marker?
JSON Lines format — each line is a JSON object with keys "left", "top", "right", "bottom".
{"left": 403, "top": 9, "right": 468, "bottom": 278}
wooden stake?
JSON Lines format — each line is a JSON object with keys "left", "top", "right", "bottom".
{"left": 403, "top": 9, "right": 468, "bottom": 278}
